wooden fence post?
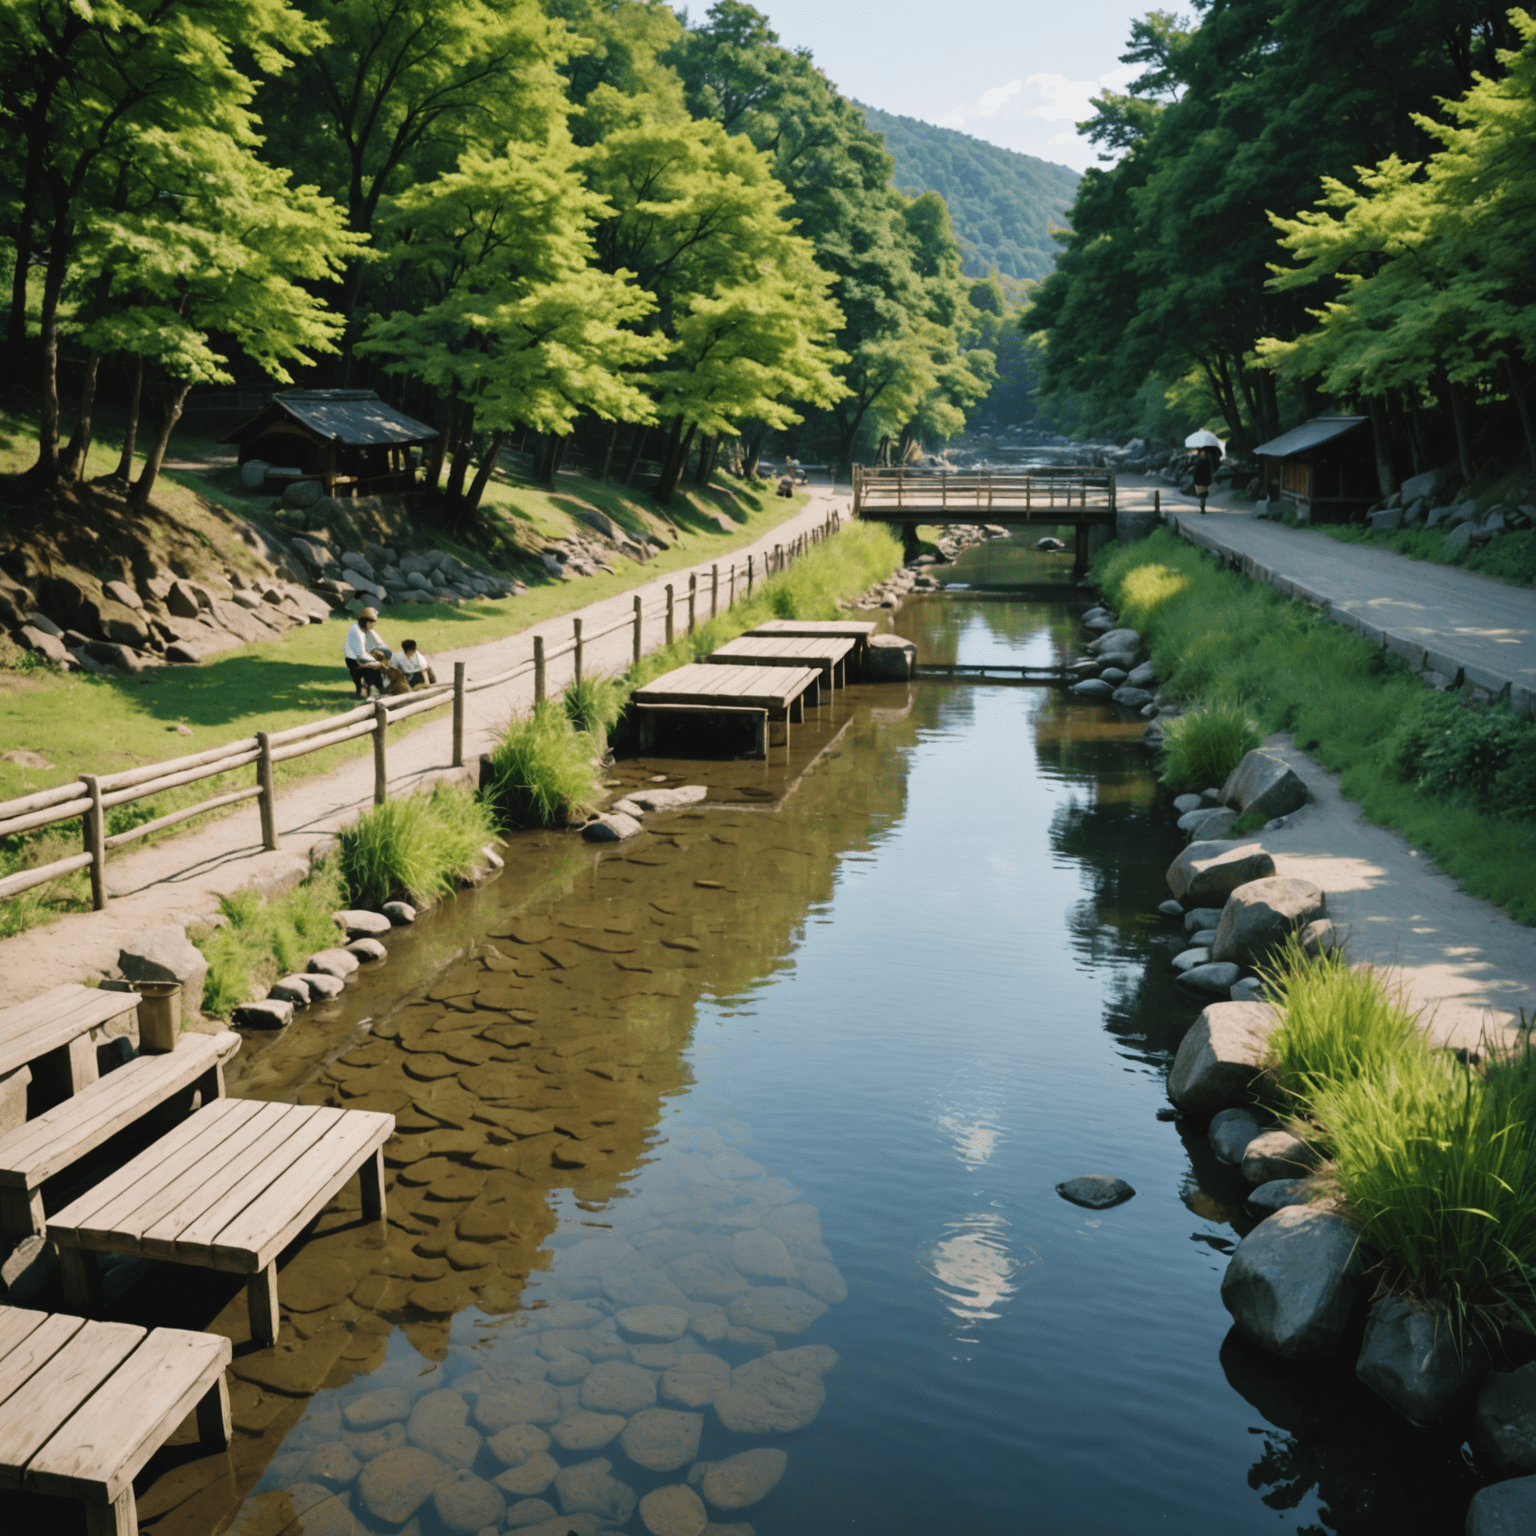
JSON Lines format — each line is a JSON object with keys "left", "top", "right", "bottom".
{"left": 687, "top": 574, "right": 696, "bottom": 634}
{"left": 81, "top": 774, "right": 106, "bottom": 911}
{"left": 774, "top": 543, "right": 782, "bottom": 573}
{"left": 632, "top": 595, "right": 643, "bottom": 666}
{"left": 747, "top": 555, "right": 754, "bottom": 595}
{"left": 372, "top": 702, "right": 388, "bottom": 805}
{"left": 1154, "top": 489, "right": 1162, "bottom": 519}
{"left": 534, "top": 635, "right": 545, "bottom": 704}
{"left": 665, "top": 584, "right": 674, "bottom": 645}
{"left": 573, "top": 618, "right": 584, "bottom": 684}
{"left": 452, "top": 662, "right": 466, "bottom": 768}
{"left": 256, "top": 732, "right": 278, "bottom": 850}
{"left": 710, "top": 564, "right": 718, "bottom": 618}
{"left": 729, "top": 563, "right": 736, "bottom": 606}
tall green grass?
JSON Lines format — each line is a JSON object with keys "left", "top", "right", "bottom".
{"left": 338, "top": 782, "right": 496, "bottom": 908}
{"left": 1158, "top": 701, "right": 1261, "bottom": 792}
{"left": 1093, "top": 529, "right": 1536, "bottom": 919}
{"left": 197, "top": 863, "right": 345, "bottom": 1016}
{"left": 563, "top": 674, "right": 628, "bottom": 750}
{"left": 482, "top": 699, "right": 601, "bottom": 829}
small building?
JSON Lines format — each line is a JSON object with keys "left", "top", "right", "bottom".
{"left": 221, "top": 389, "right": 438, "bottom": 499}
{"left": 1252, "top": 415, "right": 1374, "bottom": 523}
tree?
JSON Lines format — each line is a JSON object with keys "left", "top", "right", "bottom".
{"left": 359, "top": 140, "right": 664, "bottom": 517}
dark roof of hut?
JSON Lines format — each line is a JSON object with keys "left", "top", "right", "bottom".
{"left": 221, "top": 389, "right": 438, "bottom": 447}
{"left": 1252, "top": 416, "right": 1368, "bottom": 460}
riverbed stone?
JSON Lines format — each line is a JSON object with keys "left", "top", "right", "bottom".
{"left": 1247, "top": 1179, "right": 1312, "bottom": 1214}
{"left": 1098, "top": 667, "right": 1128, "bottom": 685}
{"left": 1208, "top": 1107, "right": 1266, "bottom": 1165}
{"left": 346, "top": 937, "right": 386, "bottom": 962}
{"left": 726, "top": 1287, "right": 827, "bottom": 1335}
{"left": 713, "top": 1351, "right": 829, "bottom": 1433}
{"left": 661, "top": 1354, "right": 732, "bottom": 1408}
{"left": 1087, "top": 627, "right": 1139, "bottom": 654}
{"left": 492, "top": 1451, "right": 561, "bottom": 1497}
{"left": 383, "top": 900, "right": 417, "bottom": 925}
{"left": 433, "top": 1470, "right": 505, "bottom": 1534}
{"left": 1178, "top": 961, "right": 1242, "bottom": 995}
{"left": 307, "top": 947, "right": 360, "bottom": 980}
{"left": 335, "top": 909, "right": 391, "bottom": 938}
{"left": 1159, "top": 898, "right": 1186, "bottom": 918}
{"left": 1055, "top": 1175, "right": 1135, "bottom": 1209}
{"left": 1220, "top": 749, "right": 1309, "bottom": 822}
{"left": 343, "top": 1388, "right": 411, "bottom": 1431}
{"left": 550, "top": 1412, "right": 626, "bottom": 1452}
{"left": 583, "top": 813, "right": 643, "bottom": 842}
{"left": 473, "top": 1381, "right": 561, "bottom": 1431}
{"left": 626, "top": 785, "right": 708, "bottom": 812}
{"left": 1242, "top": 1129, "right": 1319, "bottom": 1184}
{"left": 1172, "top": 794, "right": 1204, "bottom": 816}
{"left": 233, "top": 1000, "right": 294, "bottom": 1029}
{"left": 1167, "top": 841, "right": 1276, "bottom": 905}
{"left": 1069, "top": 678, "right": 1114, "bottom": 697}
{"left": 506, "top": 1497, "right": 559, "bottom": 1528}
{"left": 1168, "top": 1001, "right": 1278, "bottom": 1113}
{"left": 580, "top": 1360, "right": 657, "bottom": 1415}
{"left": 555, "top": 1458, "right": 637, "bottom": 1523}
{"left": 1172, "top": 946, "right": 1210, "bottom": 973}
{"left": 691, "top": 1448, "right": 789, "bottom": 1509}
{"left": 1178, "top": 807, "right": 1237, "bottom": 840}
{"left": 1220, "top": 1205, "right": 1367, "bottom": 1358}
{"left": 356, "top": 1446, "right": 451, "bottom": 1524}
{"left": 1113, "top": 685, "right": 1154, "bottom": 709}
{"left": 303, "top": 971, "right": 346, "bottom": 999}
{"left": 486, "top": 1423, "right": 553, "bottom": 1468}
{"left": 1211, "top": 877, "right": 1326, "bottom": 967}
{"left": 407, "top": 1391, "right": 481, "bottom": 1468}
{"left": 268, "top": 974, "right": 314, "bottom": 1005}
{"left": 639, "top": 1484, "right": 708, "bottom": 1536}
{"left": 1466, "top": 1476, "right": 1536, "bottom": 1535}
{"left": 618, "top": 1305, "right": 690, "bottom": 1341}
{"left": 1476, "top": 1364, "right": 1536, "bottom": 1472}
{"left": 1230, "top": 977, "right": 1266, "bottom": 1003}
{"left": 730, "top": 1229, "right": 797, "bottom": 1281}
{"left": 1183, "top": 906, "right": 1225, "bottom": 934}
{"left": 1357, "top": 1294, "right": 1489, "bottom": 1423}
{"left": 621, "top": 1407, "right": 704, "bottom": 1471}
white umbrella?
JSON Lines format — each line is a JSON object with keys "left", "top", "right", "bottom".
{"left": 1184, "top": 428, "right": 1224, "bottom": 450}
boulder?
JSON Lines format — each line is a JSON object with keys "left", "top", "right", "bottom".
{"left": 383, "top": 901, "right": 417, "bottom": 925}
{"left": 304, "top": 971, "right": 346, "bottom": 1000}
{"left": 1167, "top": 1001, "right": 1279, "bottom": 1114}
{"left": 1356, "top": 1294, "right": 1488, "bottom": 1423}
{"left": 1178, "top": 961, "right": 1242, "bottom": 995}
{"left": 1172, "top": 793, "right": 1204, "bottom": 816}
{"left": 239, "top": 460, "right": 269, "bottom": 489}
{"left": 357, "top": 1446, "right": 451, "bottom": 1524}
{"left": 626, "top": 785, "right": 708, "bottom": 812}
{"left": 1112, "top": 686, "right": 1154, "bottom": 709}
{"left": 1467, "top": 1476, "right": 1536, "bottom": 1535}
{"left": 1127, "top": 661, "right": 1156, "bottom": 688}
{"left": 639, "top": 1484, "right": 708, "bottom": 1536}
{"left": 119, "top": 925, "right": 208, "bottom": 1016}
{"left": 1220, "top": 750, "right": 1308, "bottom": 821}
{"left": 346, "top": 937, "right": 386, "bottom": 962}
{"left": 307, "top": 947, "right": 360, "bottom": 980}
{"left": 1211, "top": 877, "right": 1326, "bottom": 966}
{"left": 1400, "top": 464, "right": 1458, "bottom": 504}
{"left": 1241, "top": 1129, "right": 1319, "bottom": 1183}
{"left": 1172, "top": 947, "right": 1211, "bottom": 973}
{"left": 1069, "top": 678, "right": 1114, "bottom": 698}
{"left": 1178, "top": 807, "right": 1236, "bottom": 840}
{"left": 691, "top": 1447, "right": 788, "bottom": 1509}
{"left": 83, "top": 639, "right": 151, "bottom": 672}
{"left": 1183, "top": 906, "right": 1225, "bottom": 934}
{"left": 1086, "top": 627, "right": 1139, "bottom": 655}
{"left": 284, "top": 479, "right": 324, "bottom": 509}
{"left": 1220, "top": 1204, "right": 1367, "bottom": 1358}
{"left": 1369, "top": 508, "right": 1404, "bottom": 531}
{"left": 1099, "top": 667, "right": 1128, "bottom": 685}
{"left": 1476, "top": 1364, "right": 1536, "bottom": 1473}
{"left": 232, "top": 998, "right": 296, "bottom": 1030}
{"left": 268, "top": 975, "right": 315, "bottom": 1006}
{"left": 1166, "top": 841, "right": 1276, "bottom": 905}
{"left": 1055, "top": 1175, "right": 1135, "bottom": 1209}
{"left": 1299, "top": 918, "right": 1337, "bottom": 957}
{"left": 1208, "top": 1107, "right": 1265, "bottom": 1164}
{"left": 19, "top": 625, "right": 68, "bottom": 664}
{"left": 335, "top": 909, "right": 391, "bottom": 938}
{"left": 1246, "top": 1179, "right": 1312, "bottom": 1214}
{"left": 866, "top": 634, "right": 916, "bottom": 680}
{"left": 582, "top": 813, "right": 643, "bottom": 843}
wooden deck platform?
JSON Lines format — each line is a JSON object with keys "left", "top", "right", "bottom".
{"left": 708, "top": 634, "right": 857, "bottom": 690}
{"left": 0, "top": 1308, "right": 230, "bottom": 1535}
{"left": 49, "top": 1098, "right": 393, "bottom": 1344}
{"left": 748, "top": 619, "right": 876, "bottom": 669}
{"left": 0, "top": 1030, "right": 240, "bottom": 1243}
{"left": 632, "top": 662, "right": 823, "bottom": 759}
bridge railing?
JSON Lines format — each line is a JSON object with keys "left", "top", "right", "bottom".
{"left": 852, "top": 465, "right": 1116, "bottom": 518}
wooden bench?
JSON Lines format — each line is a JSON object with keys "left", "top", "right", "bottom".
{"left": 748, "top": 618, "right": 877, "bottom": 671}
{"left": 708, "top": 633, "right": 857, "bottom": 691}
{"left": 0, "top": 985, "right": 143, "bottom": 1110}
{"left": 633, "top": 663, "right": 822, "bottom": 757}
{"left": 0, "top": 1307, "right": 230, "bottom": 1536}
{"left": 49, "top": 1098, "right": 394, "bottom": 1344}
{"left": 0, "top": 1031, "right": 241, "bottom": 1245}
{"left": 634, "top": 702, "right": 770, "bottom": 760}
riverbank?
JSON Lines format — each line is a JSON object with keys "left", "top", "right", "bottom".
{"left": 0, "top": 488, "right": 849, "bottom": 1006}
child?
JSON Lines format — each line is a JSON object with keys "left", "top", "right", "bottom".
{"left": 398, "top": 639, "right": 436, "bottom": 688}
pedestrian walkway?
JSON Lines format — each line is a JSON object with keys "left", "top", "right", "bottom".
{"left": 1116, "top": 477, "right": 1536, "bottom": 713}
{"left": 0, "top": 490, "right": 848, "bottom": 1006}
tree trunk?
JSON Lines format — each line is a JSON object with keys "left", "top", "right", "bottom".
{"left": 600, "top": 420, "right": 620, "bottom": 482}
{"left": 744, "top": 430, "right": 765, "bottom": 480}
{"left": 1256, "top": 370, "right": 1280, "bottom": 444}
{"left": 693, "top": 435, "right": 715, "bottom": 487}
{"left": 623, "top": 425, "right": 651, "bottom": 486}
{"left": 59, "top": 348, "right": 101, "bottom": 483}
{"left": 1366, "top": 394, "right": 1396, "bottom": 497}
{"left": 129, "top": 380, "right": 192, "bottom": 509}
{"left": 444, "top": 407, "right": 476, "bottom": 505}
{"left": 1445, "top": 376, "right": 1475, "bottom": 483}
{"left": 424, "top": 398, "right": 451, "bottom": 492}
{"left": 463, "top": 429, "right": 507, "bottom": 516}
{"left": 30, "top": 224, "right": 72, "bottom": 483}
{"left": 655, "top": 418, "right": 696, "bottom": 504}
{"left": 109, "top": 352, "right": 143, "bottom": 484}
{"left": 1402, "top": 389, "right": 1427, "bottom": 477}
{"left": 897, "top": 421, "right": 920, "bottom": 462}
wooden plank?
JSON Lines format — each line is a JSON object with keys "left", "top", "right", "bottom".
{"left": 27, "top": 1330, "right": 231, "bottom": 1502}
{"left": 0, "top": 990, "right": 142, "bottom": 1078}
{"left": 0, "top": 1314, "right": 86, "bottom": 1417}
{"left": 0, "top": 1321, "right": 144, "bottom": 1489}
{"left": 750, "top": 619, "right": 876, "bottom": 638}
{"left": 0, "top": 1307, "right": 49, "bottom": 1362}
{"left": 0, "top": 985, "right": 89, "bottom": 1034}
{"left": 158, "top": 1105, "right": 349, "bottom": 1263}
{"left": 47, "top": 1097, "right": 265, "bottom": 1242}
{"left": 210, "top": 1111, "right": 394, "bottom": 1270}
{"left": 0, "top": 1034, "right": 235, "bottom": 1190}
{"left": 635, "top": 662, "right": 819, "bottom": 711}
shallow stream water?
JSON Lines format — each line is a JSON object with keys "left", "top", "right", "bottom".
{"left": 110, "top": 534, "right": 1484, "bottom": 1536}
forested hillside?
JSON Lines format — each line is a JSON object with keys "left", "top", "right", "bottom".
{"left": 859, "top": 105, "right": 1079, "bottom": 282}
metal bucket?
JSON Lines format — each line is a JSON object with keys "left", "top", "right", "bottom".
{"left": 136, "top": 980, "right": 182, "bottom": 1053}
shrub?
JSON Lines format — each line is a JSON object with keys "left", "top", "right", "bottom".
{"left": 1312, "top": 1043, "right": 1536, "bottom": 1318}
{"left": 1391, "top": 692, "right": 1536, "bottom": 814}
{"left": 482, "top": 700, "right": 600, "bottom": 829}
{"left": 338, "top": 782, "right": 495, "bottom": 908}
{"left": 563, "top": 674, "right": 628, "bottom": 746}
{"left": 1261, "top": 940, "right": 1423, "bottom": 1109}
{"left": 1158, "top": 700, "right": 1260, "bottom": 792}
{"left": 1467, "top": 529, "right": 1536, "bottom": 586}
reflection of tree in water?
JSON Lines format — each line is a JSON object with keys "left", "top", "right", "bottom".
{"left": 1221, "top": 1331, "right": 1479, "bottom": 1536}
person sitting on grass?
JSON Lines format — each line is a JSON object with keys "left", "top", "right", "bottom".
{"left": 398, "top": 639, "right": 436, "bottom": 688}
{"left": 344, "top": 607, "right": 391, "bottom": 697}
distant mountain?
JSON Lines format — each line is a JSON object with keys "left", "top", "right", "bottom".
{"left": 858, "top": 104, "right": 1080, "bottom": 283}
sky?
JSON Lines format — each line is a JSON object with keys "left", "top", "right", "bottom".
{"left": 753, "top": 0, "right": 1153, "bottom": 173}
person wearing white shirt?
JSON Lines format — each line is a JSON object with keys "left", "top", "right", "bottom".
{"left": 397, "top": 639, "right": 435, "bottom": 688}
{"left": 343, "top": 607, "right": 390, "bottom": 696}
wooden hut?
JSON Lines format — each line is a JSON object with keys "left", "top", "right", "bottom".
{"left": 1252, "top": 415, "right": 1374, "bottom": 523}
{"left": 222, "top": 389, "right": 438, "bottom": 499}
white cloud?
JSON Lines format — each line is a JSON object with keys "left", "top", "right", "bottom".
{"left": 942, "top": 63, "right": 1139, "bottom": 135}
{"left": 975, "top": 79, "right": 1023, "bottom": 117}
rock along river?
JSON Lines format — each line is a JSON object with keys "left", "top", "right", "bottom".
{"left": 125, "top": 533, "right": 1480, "bottom": 1536}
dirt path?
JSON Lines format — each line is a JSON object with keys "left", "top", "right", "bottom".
{"left": 1116, "top": 476, "right": 1536, "bottom": 712}
{"left": 0, "top": 488, "right": 848, "bottom": 1005}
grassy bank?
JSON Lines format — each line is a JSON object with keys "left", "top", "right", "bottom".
{"left": 1093, "top": 529, "right": 1536, "bottom": 920}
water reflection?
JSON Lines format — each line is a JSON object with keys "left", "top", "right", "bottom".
{"left": 921, "top": 1212, "right": 1031, "bottom": 1330}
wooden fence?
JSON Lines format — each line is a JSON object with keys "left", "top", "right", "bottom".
{"left": 0, "top": 512, "right": 842, "bottom": 912}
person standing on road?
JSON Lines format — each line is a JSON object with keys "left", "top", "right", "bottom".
{"left": 1192, "top": 449, "right": 1215, "bottom": 514}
